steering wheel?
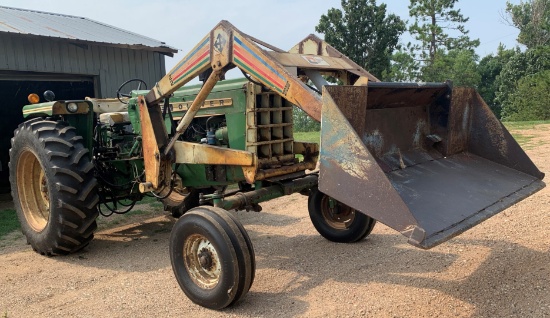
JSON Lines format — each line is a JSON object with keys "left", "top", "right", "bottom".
{"left": 116, "top": 78, "right": 148, "bottom": 104}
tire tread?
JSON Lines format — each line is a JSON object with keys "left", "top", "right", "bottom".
{"left": 9, "top": 119, "right": 99, "bottom": 256}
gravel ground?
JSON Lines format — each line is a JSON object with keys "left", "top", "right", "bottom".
{"left": 1, "top": 125, "right": 549, "bottom": 318}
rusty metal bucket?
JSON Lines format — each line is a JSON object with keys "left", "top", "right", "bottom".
{"left": 318, "top": 83, "right": 545, "bottom": 249}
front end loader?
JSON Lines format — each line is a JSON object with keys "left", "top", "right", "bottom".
{"left": 9, "top": 21, "right": 544, "bottom": 309}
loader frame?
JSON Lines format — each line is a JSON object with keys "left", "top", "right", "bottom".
{"left": 137, "top": 20, "right": 378, "bottom": 194}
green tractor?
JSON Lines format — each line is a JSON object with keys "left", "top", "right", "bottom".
{"left": 9, "top": 21, "right": 545, "bottom": 309}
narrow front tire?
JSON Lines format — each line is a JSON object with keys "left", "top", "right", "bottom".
{"left": 169, "top": 206, "right": 254, "bottom": 309}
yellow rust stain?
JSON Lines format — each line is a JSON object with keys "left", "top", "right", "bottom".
{"left": 322, "top": 97, "right": 373, "bottom": 180}
{"left": 335, "top": 133, "right": 372, "bottom": 180}
{"left": 174, "top": 141, "right": 254, "bottom": 166}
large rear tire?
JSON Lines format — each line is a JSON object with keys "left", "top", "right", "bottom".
{"left": 169, "top": 206, "right": 255, "bottom": 309}
{"left": 9, "top": 119, "right": 99, "bottom": 255}
{"left": 308, "top": 187, "right": 376, "bottom": 243}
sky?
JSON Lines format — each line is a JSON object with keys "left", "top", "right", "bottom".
{"left": 1, "top": 0, "right": 523, "bottom": 72}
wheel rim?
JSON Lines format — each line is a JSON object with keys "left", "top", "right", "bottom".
{"left": 16, "top": 149, "right": 50, "bottom": 232}
{"left": 320, "top": 195, "right": 356, "bottom": 230}
{"left": 183, "top": 234, "right": 221, "bottom": 289}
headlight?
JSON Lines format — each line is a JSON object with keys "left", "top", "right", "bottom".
{"left": 66, "top": 102, "right": 78, "bottom": 113}
{"left": 28, "top": 93, "right": 40, "bottom": 104}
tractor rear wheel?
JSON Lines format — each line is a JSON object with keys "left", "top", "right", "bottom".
{"left": 169, "top": 206, "right": 255, "bottom": 309}
{"left": 9, "top": 119, "right": 99, "bottom": 255}
{"left": 308, "top": 187, "right": 376, "bottom": 243}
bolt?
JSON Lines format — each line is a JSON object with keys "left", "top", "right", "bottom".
{"left": 199, "top": 255, "right": 208, "bottom": 267}
{"left": 198, "top": 249, "right": 213, "bottom": 270}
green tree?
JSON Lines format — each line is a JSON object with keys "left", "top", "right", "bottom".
{"left": 293, "top": 106, "right": 320, "bottom": 132}
{"left": 316, "top": 0, "right": 406, "bottom": 79}
{"left": 496, "top": 46, "right": 550, "bottom": 119}
{"left": 505, "top": 0, "right": 550, "bottom": 49}
{"left": 505, "top": 70, "right": 550, "bottom": 120}
{"left": 422, "top": 48, "right": 480, "bottom": 87}
{"left": 384, "top": 47, "right": 420, "bottom": 82}
{"left": 477, "top": 45, "right": 519, "bottom": 118}
{"left": 408, "top": 0, "right": 480, "bottom": 68}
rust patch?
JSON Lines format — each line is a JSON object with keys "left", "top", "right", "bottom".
{"left": 0, "top": 21, "right": 21, "bottom": 32}
{"left": 363, "top": 130, "right": 384, "bottom": 157}
{"left": 173, "top": 141, "right": 255, "bottom": 166}
{"left": 45, "top": 26, "right": 77, "bottom": 39}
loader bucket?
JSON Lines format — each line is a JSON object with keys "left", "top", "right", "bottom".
{"left": 318, "top": 83, "right": 545, "bottom": 249}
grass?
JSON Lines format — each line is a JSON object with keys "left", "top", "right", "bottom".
{"left": 135, "top": 195, "right": 164, "bottom": 208}
{"left": 502, "top": 120, "right": 550, "bottom": 130}
{"left": 0, "top": 209, "right": 20, "bottom": 240}
{"left": 293, "top": 131, "right": 320, "bottom": 144}
{"left": 511, "top": 134, "right": 535, "bottom": 148}
{"left": 503, "top": 120, "right": 550, "bottom": 149}
{"left": 0, "top": 200, "right": 161, "bottom": 238}
{"left": 293, "top": 119, "right": 550, "bottom": 150}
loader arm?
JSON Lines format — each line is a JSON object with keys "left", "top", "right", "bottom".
{"left": 138, "top": 20, "right": 377, "bottom": 190}
{"left": 144, "top": 20, "right": 377, "bottom": 121}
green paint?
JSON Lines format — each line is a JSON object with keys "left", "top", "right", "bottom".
{"left": 65, "top": 109, "right": 94, "bottom": 153}
{"left": 128, "top": 102, "right": 141, "bottom": 135}
{"left": 22, "top": 101, "right": 55, "bottom": 118}
{"left": 175, "top": 164, "right": 244, "bottom": 187}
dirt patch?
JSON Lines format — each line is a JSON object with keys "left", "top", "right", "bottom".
{"left": 1, "top": 125, "right": 550, "bottom": 317}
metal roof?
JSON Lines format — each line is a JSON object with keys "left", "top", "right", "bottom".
{"left": 0, "top": 6, "right": 177, "bottom": 56}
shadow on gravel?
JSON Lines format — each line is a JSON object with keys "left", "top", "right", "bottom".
{"left": 225, "top": 291, "right": 310, "bottom": 316}
{"left": 231, "top": 209, "right": 302, "bottom": 227}
{"left": 56, "top": 216, "right": 176, "bottom": 272}
{"left": 376, "top": 238, "right": 550, "bottom": 317}
{"left": 54, "top": 209, "right": 302, "bottom": 274}
{"left": 36, "top": 209, "right": 549, "bottom": 317}
{"left": 240, "top": 222, "right": 550, "bottom": 317}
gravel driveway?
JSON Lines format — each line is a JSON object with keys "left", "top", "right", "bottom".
{"left": 1, "top": 125, "right": 549, "bottom": 318}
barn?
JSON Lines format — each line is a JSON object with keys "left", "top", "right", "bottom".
{"left": 0, "top": 6, "right": 177, "bottom": 192}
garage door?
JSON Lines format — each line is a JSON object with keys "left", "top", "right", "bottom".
{"left": 0, "top": 73, "right": 95, "bottom": 193}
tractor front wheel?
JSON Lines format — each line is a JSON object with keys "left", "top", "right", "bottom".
{"left": 9, "top": 119, "right": 99, "bottom": 255}
{"left": 169, "top": 206, "right": 254, "bottom": 309}
{"left": 308, "top": 187, "right": 376, "bottom": 243}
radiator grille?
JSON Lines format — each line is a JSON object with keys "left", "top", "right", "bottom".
{"left": 245, "top": 83, "right": 295, "bottom": 167}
